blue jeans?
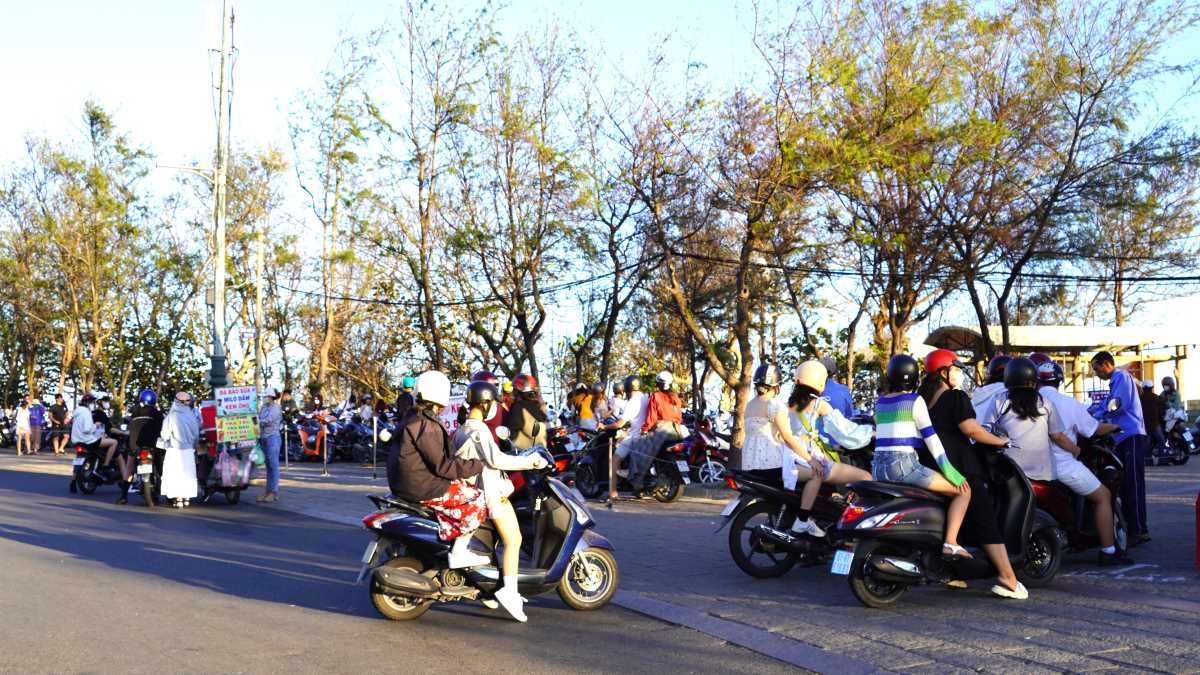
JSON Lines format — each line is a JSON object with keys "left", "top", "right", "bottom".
{"left": 262, "top": 433, "right": 281, "bottom": 493}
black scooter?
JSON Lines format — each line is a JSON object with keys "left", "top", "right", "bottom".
{"left": 70, "top": 440, "right": 123, "bottom": 494}
{"left": 832, "top": 449, "right": 1065, "bottom": 608}
{"left": 718, "top": 470, "right": 848, "bottom": 577}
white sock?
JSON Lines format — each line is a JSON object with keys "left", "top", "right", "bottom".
{"left": 1101, "top": 545, "right": 1116, "bottom": 555}
{"left": 503, "top": 575, "right": 518, "bottom": 592}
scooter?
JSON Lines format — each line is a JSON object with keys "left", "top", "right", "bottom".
{"left": 573, "top": 428, "right": 690, "bottom": 502}
{"left": 1031, "top": 434, "right": 1127, "bottom": 553}
{"left": 832, "top": 448, "right": 1065, "bottom": 608}
{"left": 718, "top": 470, "right": 848, "bottom": 578}
{"left": 1157, "top": 409, "right": 1192, "bottom": 465}
{"left": 70, "top": 440, "right": 123, "bottom": 495}
{"left": 357, "top": 448, "right": 619, "bottom": 621}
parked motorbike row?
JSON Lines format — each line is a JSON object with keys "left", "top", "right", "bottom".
{"left": 720, "top": 433, "right": 1129, "bottom": 608}
{"left": 283, "top": 410, "right": 391, "bottom": 465}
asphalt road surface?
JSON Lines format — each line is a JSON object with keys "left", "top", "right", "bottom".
{"left": 0, "top": 468, "right": 795, "bottom": 675}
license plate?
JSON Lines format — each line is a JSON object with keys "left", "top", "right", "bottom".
{"left": 831, "top": 548, "right": 855, "bottom": 575}
{"left": 720, "top": 497, "right": 740, "bottom": 517}
{"left": 360, "top": 539, "right": 379, "bottom": 565}
{"left": 676, "top": 460, "right": 689, "bottom": 472}
{"left": 72, "top": 457, "right": 85, "bottom": 466}
{"left": 136, "top": 464, "right": 153, "bottom": 476}
{"left": 1184, "top": 431, "right": 1193, "bottom": 442}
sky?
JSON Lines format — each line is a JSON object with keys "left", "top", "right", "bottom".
{"left": 3, "top": 1, "right": 1200, "bottom": 401}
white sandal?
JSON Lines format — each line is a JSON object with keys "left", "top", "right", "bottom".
{"left": 991, "top": 582, "right": 1029, "bottom": 600}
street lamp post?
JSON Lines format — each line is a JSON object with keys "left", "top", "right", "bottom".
{"left": 209, "top": 0, "right": 233, "bottom": 391}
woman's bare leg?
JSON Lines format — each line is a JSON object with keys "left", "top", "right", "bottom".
{"left": 825, "top": 462, "right": 870, "bottom": 484}
{"left": 982, "top": 543, "right": 1019, "bottom": 590}
{"left": 492, "top": 500, "right": 523, "bottom": 579}
{"left": 925, "top": 473, "right": 971, "bottom": 549}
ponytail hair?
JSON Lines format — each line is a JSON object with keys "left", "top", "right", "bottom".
{"left": 1006, "top": 389, "right": 1043, "bottom": 420}
{"left": 787, "top": 383, "right": 820, "bottom": 410}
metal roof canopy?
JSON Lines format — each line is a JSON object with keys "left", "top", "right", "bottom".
{"left": 924, "top": 325, "right": 1190, "bottom": 360}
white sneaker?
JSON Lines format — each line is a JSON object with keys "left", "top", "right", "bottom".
{"left": 791, "top": 518, "right": 826, "bottom": 538}
{"left": 615, "top": 468, "right": 629, "bottom": 478}
{"left": 447, "top": 550, "right": 491, "bottom": 569}
{"left": 494, "top": 586, "right": 528, "bottom": 623}
{"left": 480, "top": 597, "right": 499, "bottom": 609}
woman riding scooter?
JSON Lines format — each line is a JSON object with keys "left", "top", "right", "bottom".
{"left": 872, "top": 355, "right": 973, "bottom": 559}
{"left": 452, "top": 380, "right": 549, "bottom": 622}
{"left": 919, "top": 349, "right": 1027, "bottom": 599}
{"left": 386, "top": 371, "right": 489, "bottom": 570}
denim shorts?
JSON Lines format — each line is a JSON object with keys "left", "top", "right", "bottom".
{"left": 872, "top": 450, "right": 938, "bottom": 489}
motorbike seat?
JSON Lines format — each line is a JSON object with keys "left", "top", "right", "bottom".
{"left": 381, "top": 494, "right": 438, "bottom": 520}
{"left": 847, "top": 480, "right": 947, "bottom": 504}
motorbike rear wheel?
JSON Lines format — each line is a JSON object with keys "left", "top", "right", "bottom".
{"left": 649, "top": 468, "right": 684, "bottom": 503}
{"left": 1017, "top": 527, "right": 1063, "bottom": 588}
{"left": 78, "top": 461, "right": 99, "bottom": 495}
{"left": 575, "top": 464, "right": 603, "bottom": 499}
{"left": 847, "top": 542, "right": 908, "bottom": 609}
{"left": 371, "top": 557, "right": 434, "bottom": 621}
{"left": 142, "top": 478, "right": 156, "bottom": 508}
{"left": 728, "top": 501, "right": 799, "bottom": 578}
{"left": 558, "top": 548, "right": 619, "bottom": 611}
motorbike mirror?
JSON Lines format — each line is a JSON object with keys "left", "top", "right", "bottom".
{"left": 1107, "top": 398, "right": 1121, "bottom": 413}
{"left": 495, "top": 426, "right": 511, "bottom": 440}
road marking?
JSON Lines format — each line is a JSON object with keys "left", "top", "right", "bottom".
{"left": 612, "top": 591, "right": 891, "bottom": 674}
{"left": 1061, "top": 563, "right": 1195, "bottom": 584}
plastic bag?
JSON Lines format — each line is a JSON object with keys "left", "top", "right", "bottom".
{"left": 216, "top": 449, "right": 236, "bottom": 487}
{"left": 238, "top": 455, "right": 254, "bottom": 486}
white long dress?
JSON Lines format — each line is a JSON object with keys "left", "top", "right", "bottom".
{"left": 159, "top": 401, "right": 199, "bottom": 499}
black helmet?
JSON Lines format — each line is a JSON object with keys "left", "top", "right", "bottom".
{"left": 590, "top": 382, "right": 605, "bottom": 395}
{"left": 986, "top": 355, "right": 1013, "bottom": 384}
{"left": 623, "top": 375, "right": 641, "bottom": 394}
{"left": 1004, "top": 357, "right": 1038, "bottom": 390}
{"left": 886, "top": 355, "right": 920, "bottom": 392}
{"left": 465, "top": 381, "right": 500, "bottom": 407}
{"left": 1036, "top": 361, "right": 1064, "bottom": 387}
{"left": 753, "top": 363, "right": 781, "bottom": 388}
{"left": 613, "top": 381, "right": 625, "bottom": 396}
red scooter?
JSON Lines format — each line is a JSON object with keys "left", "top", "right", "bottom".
{"left": 1029, "top": 433, "right": 1127, "bottom": 553}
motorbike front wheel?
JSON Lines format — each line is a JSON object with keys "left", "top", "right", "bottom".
{"left": 370, "top": 557, "right": 434, "bottom": 621}
{"left": 847, "top": 542, "right": 908, "bottom": 609}
{"left": 728, "top": 501, "right": 799, "bottom": 578}
{"left": 558, "top": 548, "right": 619, "bottom": 611}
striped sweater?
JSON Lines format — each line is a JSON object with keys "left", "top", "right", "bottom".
{"left": 875, "top": 392, "right": 964, "bottom": 486}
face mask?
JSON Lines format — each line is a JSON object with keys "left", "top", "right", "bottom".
{"left": 102, "top": 402, "right": 110, "bottom": 410}
{"left": 947, "top": 368, "right": 964, "bottom": 390}
{"left": 88, "top": 403, "right": 96, "bottom": 411}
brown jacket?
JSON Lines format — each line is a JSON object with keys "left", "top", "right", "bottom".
{"left": 387, "top": 409, "right": 482, "bottom": 502}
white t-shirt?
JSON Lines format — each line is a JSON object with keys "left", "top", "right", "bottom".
{"left": 981, "top": 391, "right": 1065, "bottom": 481}
{"left": 620, "top": 391, "right": 649, "bottom": 441}
{"left": 1039, "top": 386, "right": 1099, "bottom": 445}
{"left": 610, "top": 397, "right": 627, "bottom": 419}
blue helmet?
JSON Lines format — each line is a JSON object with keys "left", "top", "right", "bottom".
{"left": 138, "top": 389, "right": 158, "bottom": 407}
{"left": 401, "top": 376, "right": 416, "bottom": 390}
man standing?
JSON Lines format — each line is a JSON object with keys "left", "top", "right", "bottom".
{"left": 1090, "top": 352, "right": 1150, "bottom": 545}
{"left": 28, "top": 397, "right": 46, "bottom": 455}
{"left": 1139, "top": 380, "right": 1164, "bottom": 451}
{"left": 257, "top": 387, "right": 283, "bottom": 503}
{"left": 48, "top": 393, "right": 71, "bottom": 455}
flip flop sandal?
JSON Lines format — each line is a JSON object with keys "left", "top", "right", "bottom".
{"left": 942, "top": 543, "right": 973, "bottom": 559}
{"left": 991, "top": 582, "right": 1029, "bottom": 600}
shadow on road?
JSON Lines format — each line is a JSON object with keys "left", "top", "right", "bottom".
{"left": 0, "top": 467, "right": 374, "bottom": 617}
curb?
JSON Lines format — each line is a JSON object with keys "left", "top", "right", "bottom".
{"left": 683, "top": 483, "right": 735, "bottom": 501}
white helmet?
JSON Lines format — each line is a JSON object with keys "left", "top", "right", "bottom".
{"left": 655, "top": 371, "right": 674, "bottom": 390}
{"left": 262, "top": 387, "right": 278, "bottom": 399}
{"left": 415, "top": 371, "right": 451, "bottom": 407}
{"left": 794, "top": 360, "right": 828, "bottom": 392}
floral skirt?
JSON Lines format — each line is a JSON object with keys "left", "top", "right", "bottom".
{"left": 421, "top": 480, "right": 488, "bottom": 540}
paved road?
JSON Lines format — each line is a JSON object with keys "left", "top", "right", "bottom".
{"left": 0, "top": 467, "right": 794, "bottom": 675}
{"left": 4, "top": 451, "right": 1199, "bottom": 674}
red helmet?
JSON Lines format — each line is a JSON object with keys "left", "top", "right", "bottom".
{"left": 470, "top": 370, "right": 500, "bottom": 386}
{"left": 512, "top": 373, "right": 538, "bottom": 393}
{"left": 924, "top": 349, "right": 959, "bottom": 373}
{"left": 1028, "top": 352, "right": 1052, "bottom": 367}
